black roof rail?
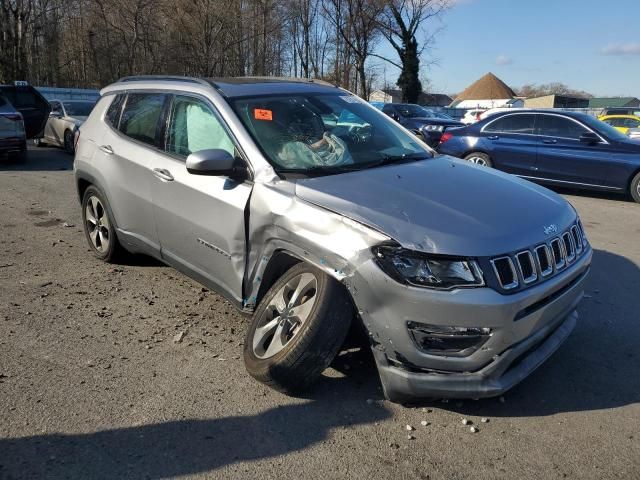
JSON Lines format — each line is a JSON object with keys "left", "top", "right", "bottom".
{"left": 115, "top": 75, "right": 212, "bottom": 87}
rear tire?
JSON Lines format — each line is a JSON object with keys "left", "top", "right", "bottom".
{"left": 81, "top": 186, "right": 124, "bottom": 262}
{"left": 244, "top": 262, "right": 353, "bottom": 395}
{"left": 63, "top": 129, "right": 74, "bottom": 155}
{"left": 631, "top": 172, "right": 640, "bottom": 204}
{"left": 464, "top": 152, "right": 493, "bottom": 167}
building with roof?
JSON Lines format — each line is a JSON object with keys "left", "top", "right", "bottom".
{"left": 524, "top": 94, "right": 589, "bottom": 109}
{"left": 369, "top": 89, "right": 453, "bottom": 107}
{"left": 588, "top": 97, "right": 640, "bottom": 109}
{"left": 450, "top": 72, "right": 519, "bottom": 109}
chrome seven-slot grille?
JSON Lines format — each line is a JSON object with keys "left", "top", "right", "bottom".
{"left": 490, "top": 222, "right": 588, "bottom": 291}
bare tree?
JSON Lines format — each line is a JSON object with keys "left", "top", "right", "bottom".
{"left": 377, "top": 0, "right": 450, "bottom": 103}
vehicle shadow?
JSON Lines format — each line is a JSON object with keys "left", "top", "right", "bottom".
{"left": 407, "top": 248, "right": 640, "bottom": 417}
{"left": 0, "top": 146, "right": 72, "bottom": 172}
{"left": 0, "top": 375, "right": 389, "bottom": 479}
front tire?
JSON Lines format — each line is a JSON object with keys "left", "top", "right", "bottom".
{"left": 81, "top": 186, "right": 123, "bottom": 262}
{"left": 244, "top": 263, "right": 353, "bottom": 394}
{"left": 464, "top": 152, "right": 493, "bottom": 167}
{"left": 631, "top": 172, "right": 640, "bottom": 204}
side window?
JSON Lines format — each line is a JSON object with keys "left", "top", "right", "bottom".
{"left": 119, "top": 93, "right": 166, "bottom": 146}
{"left": 50, "top": 101, "right": 62, "bottom": 114}
{"left": 539, "top": 115, "right": 588, "bottom": 140}
{"left": 623, "top": 118, "right": 640, "bottom": 128}
{"left": 484, "top": 114, "right": 535, "bottom": 134}
{"left": 165, "top": 95, "right": 235, "bottom": 158}
{"left": 105, "top": 94, "right": 125, "bottom": 128}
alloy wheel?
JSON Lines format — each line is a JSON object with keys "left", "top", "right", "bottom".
{"left": 85, "top": 196, "right": 110, "bottom": 253}
{"left": 467, "top": 156, "right": 488, "bottom": 166}
{"left": 252, "top": 272, "right": 318, "bottom": 359}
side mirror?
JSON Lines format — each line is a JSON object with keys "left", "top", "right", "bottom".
{"left": 579, "top": 132, "right": 601, "bottom": 145}
{"left": 186, "top": 149, "right": 247, "bottom": 179}
{"left": 49, "top": 111, "right": 62, "bottom": 118}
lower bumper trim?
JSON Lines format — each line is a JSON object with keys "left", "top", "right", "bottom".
{"left": 376, "top": 310, "right": 578, "bottom": 402}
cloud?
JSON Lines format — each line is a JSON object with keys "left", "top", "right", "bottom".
{"left": 495, "top": 55, "right": 513, "bottom": 66}
{"left": 601, "top": 43, "right": 640, "bottom": 56}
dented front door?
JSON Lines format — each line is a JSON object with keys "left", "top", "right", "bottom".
{"left": 150, "top": 94, "right": 251, "bottom": 304}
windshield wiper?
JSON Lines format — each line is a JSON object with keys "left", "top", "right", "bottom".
{"left": 368, "top": 152, "right": 432, "bottom": 168}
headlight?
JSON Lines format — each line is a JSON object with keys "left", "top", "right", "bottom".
{"left": 372, "top": 245, "right": 484, "bottom": 290}
{"left": 423, "top": 125, "right": 444, "bottom": 132}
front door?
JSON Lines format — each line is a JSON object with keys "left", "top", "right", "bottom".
{"left": 150, "top": 94, "right": 252, "bottom": 303}
{"left": 535, "top": 114, "right": 610, "bottom": 187}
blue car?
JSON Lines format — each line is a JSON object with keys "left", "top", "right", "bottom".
{"left": 437, "top": 109, "right": 640, "bottom": 203}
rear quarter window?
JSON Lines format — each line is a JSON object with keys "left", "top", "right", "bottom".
{"left": 105, "top": 94, "right": 125, "bottom": 128}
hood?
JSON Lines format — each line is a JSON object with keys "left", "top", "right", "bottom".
{"left": 295, "top": 157, "right": 576, "bottom": 257}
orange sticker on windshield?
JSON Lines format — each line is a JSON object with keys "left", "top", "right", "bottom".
{"left": 254, "top": 108, "right": 273, "bottom": 121}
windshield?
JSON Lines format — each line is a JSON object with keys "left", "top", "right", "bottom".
{"left": 230, "top": 93, "right": 432, "bottom": 175}
{"left": 63, "top": 101, "right": 95, "bottom": 117}
{"left": 583, "top": 115, "right": 632, "bottom": 142}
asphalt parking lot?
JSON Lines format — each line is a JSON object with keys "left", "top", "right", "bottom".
{"left": 0, "top": 146, "right": 639, "bottom": 480}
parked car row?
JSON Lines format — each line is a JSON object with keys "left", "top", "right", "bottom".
{"left": 35, "top": 99, "right": 97, "bottom": 154}
{"left": 436, "top": 109, "right": 640, "bottom": 203}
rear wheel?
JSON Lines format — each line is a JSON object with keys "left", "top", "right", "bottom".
{"left": 464, "top": 152, "right": 493, "bottom": 167}
{"left": 81, "top": 186, "right": 124, "bottom": 262}
{"left": 63, "top": 129, "right": 74, "bottom": 155}
{"left": 630, "top": 172, "right": 640, "bottom": 204}
{"left": 244, "top": 263, "right": 353, "bottom": 394}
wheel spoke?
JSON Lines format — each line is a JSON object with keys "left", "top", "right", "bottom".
{"left": 90, "top": 196, "right": 99, "bottom": 220}
{"left": 252, "top": 317, "right": 279, "bottom": 352}
{"left": 287, "top": 273, "right": 316, "bottom": 308}
{"left": 100, "top": 210, "right": 110, "bottom": 229}
{"left": 85, "top": 204, "right": 97, "bottom": 225}
{"left": 263, "top": 323, "right": 287, "bottom": 358}
{"left": 289, "top": 297, "right": 314, "bottom": 322}
{"left": 89, "top": 228, "right": 99, "bottom": 248}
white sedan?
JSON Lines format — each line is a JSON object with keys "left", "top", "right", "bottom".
{"left": 36, "top": 99, "right": 96, "bottom": 154}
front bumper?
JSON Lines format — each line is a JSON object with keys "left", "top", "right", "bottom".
{"left": 350, "top": 247, "right": 591, "bottom": 401}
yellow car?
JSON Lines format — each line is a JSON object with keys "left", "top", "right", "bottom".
{"left": 598, "top": 114, "right": 640, "bottom": 134}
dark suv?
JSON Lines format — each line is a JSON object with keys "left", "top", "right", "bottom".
{"left": 382, "top": 103, "right": 463, "bottom": 147}
{"left": 438, "top": 109, "right": 640, "bottom": 203}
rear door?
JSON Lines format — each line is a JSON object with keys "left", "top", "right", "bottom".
{"left": 93, "top": 92, "right": 165, "bottom": 253}
{"left": 535, "top": 114, "right": 611, "bottom": 187}
{"left": 480, "top": 113, "right": 538, "bottom": 175}
{"left": 150, "top": 94, "right": 252, "bottom": 303}
{"left": 0, "top": 84, "right": 50, "bottom": 138}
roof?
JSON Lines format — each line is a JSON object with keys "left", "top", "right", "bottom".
{"left": 588, "top": 97, "right": 640, "bottom": 108}
{"left": 453, "top": 73, "right": 516, "bottom": 103}
{"left": 107, "top": 75, "right": 340, "bottom": 98}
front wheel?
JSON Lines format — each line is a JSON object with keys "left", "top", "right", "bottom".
{"left": 464, "top": 152, "right": 493, "bottom": 167}
{"left": 630, "top": 172, "right": 640, "bottom": 204}
{"left": 244, "top": 263, "right": 353, "bottom": 394}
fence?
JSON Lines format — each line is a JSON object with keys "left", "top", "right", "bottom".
{"left": 36, "top": 87, "right": 100, "bottom": 102}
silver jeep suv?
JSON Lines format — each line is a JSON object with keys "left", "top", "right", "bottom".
{"left": 74, "top": 76, "right": 591, "bottom": 402}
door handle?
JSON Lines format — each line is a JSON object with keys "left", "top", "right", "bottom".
{"left": 487, "top": 135, "right": 499, "bottom": 140}
{"left": 152, "top": 168, "right": 174, "bottom": 182}
{"left": 542, "top": 139, "right": 557, "bottom": 144}
{"left": 99, "top": 144, "right": 114, "bottom": 155}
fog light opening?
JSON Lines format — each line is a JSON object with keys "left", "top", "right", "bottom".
{"left": 407, "top": 322, "right": 492, "bottom": 357}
